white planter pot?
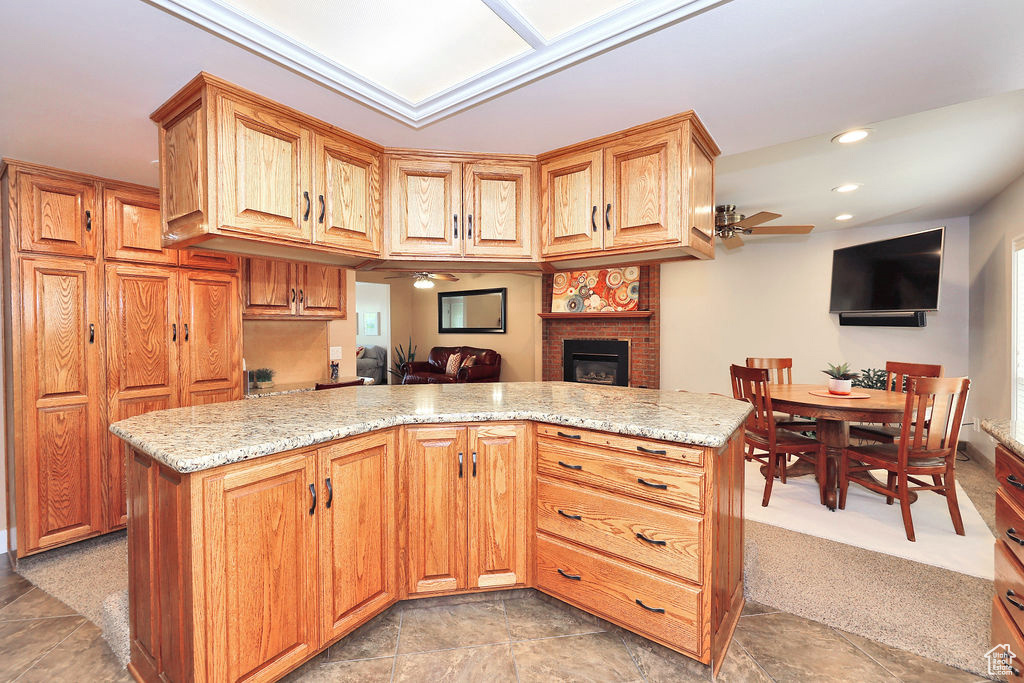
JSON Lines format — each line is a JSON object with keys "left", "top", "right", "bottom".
{"left": 827, "top": 378, "right": 852, "bottom": 395}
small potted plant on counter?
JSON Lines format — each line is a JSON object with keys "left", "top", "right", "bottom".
{"left": 253, "top": 367, "right": 275, "bottom": 389}
{"left": 823, "top": 362, "right": 858, "bottom": 395}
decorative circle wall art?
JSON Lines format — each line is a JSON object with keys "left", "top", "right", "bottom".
{"left": 551, "top": 267, "right": 640, "bottom": 312}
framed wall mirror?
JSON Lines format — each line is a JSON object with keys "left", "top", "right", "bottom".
{"left": 438, "top": 288, "right": 507, "bottom": 334}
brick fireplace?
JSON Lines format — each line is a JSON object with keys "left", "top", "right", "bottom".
{"left": 540, "top": 265, "right": 660, "bottom": 388}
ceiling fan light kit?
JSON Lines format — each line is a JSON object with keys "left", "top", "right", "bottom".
{"left": 385, "top": 271, "right": 460, "bottom": 289}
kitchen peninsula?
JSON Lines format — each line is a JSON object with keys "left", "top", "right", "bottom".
{"left": 111, "top": 382, "right": 751, "bottom": 682}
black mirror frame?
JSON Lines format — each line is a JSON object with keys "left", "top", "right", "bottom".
{"left": 437, "top": 287, "right": 507, "bottom": 334}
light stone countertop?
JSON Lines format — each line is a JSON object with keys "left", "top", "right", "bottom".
{"left": 981, "top": 418, "right": 1023, "bottom": 459}
{"left": 110, "top": 381, "right": 752, "bottom": 474}
{"left": 244, "top": 382, "right": 316, "bottom": 399}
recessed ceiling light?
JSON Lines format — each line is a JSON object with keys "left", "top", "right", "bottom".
{"left": 831, "top": 129, "right": 870, "bottom": 144}
{"left": 832, "top": 183, "right": 861, "bottom": 193}
{"left": 835, "top": 214, "right": 854, "bottom": 221}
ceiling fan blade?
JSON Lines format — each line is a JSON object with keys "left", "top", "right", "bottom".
{"left": 427, "top": 273, "right": 459, "bottom": 281}
{"left": 384, "top": 274, "right": 416, "bottom": 279}
{"left": 722, "top": 235, "right": 745, "bottom": 249}
{"left": 734, "top": 211, "right": 781, "bottom": 229}
{"left": 747, "top": 225, "right": 815, "bottom": 235}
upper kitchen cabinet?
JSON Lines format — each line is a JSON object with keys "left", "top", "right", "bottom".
{"left": 463, "top": 162, "right": 533, "bottom": 259}
{"left": 103, "top": 183, "right": 178, "bottom": 265}
{"left": 15, "top": 166, "right": 99, "bottom": 258}
{"left": 539, "top": 113, "right": 719, "bottom": 262}
{"left": 243, "top": 256, "right": 347, "bottom": 320}
{"left": 387, "top": 156, "right": 462, "bottom": 258}
{"left": 151, "top": 73, "right": 384, "bottom": 262}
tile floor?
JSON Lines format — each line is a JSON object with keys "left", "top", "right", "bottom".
{"left": 0, "top": 553, "right": 984, "bottom": 682}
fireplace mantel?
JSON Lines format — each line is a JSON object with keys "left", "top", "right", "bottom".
{"left": 538, "top": 311, "right": 653, "bottom": 320}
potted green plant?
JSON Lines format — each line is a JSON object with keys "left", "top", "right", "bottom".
{"left": 823, "top": 362, "right": 858, "bottom": 395}
{"left": 253, "top": 367, "right": 275, "bottom": 389}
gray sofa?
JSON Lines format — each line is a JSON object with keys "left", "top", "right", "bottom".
{"left": 357, "top": 345, "right": 388, "bottom": 385}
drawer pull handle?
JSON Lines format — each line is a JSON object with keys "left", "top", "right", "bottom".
{"left": 636, "top": 532, "right": 666, "bottom": 546}
{"left": 637, "top": 477, "right": 668, "bottom": 490}
{"left": 1008, "top": 590, "right": 1024, "bottom": 611}
{"left": 557, "top": 431, "right": 582, "bottom": 440}
{"left": 635, "top": 599, "right": 665, "bottom": 614}
{"left": 1009, "top": 474, "right": 1024, "bottom": 490}
{"left": 1008, "top": 528, "right": 1024, "bottom": 546}
{"left": 557, "top": 568, "right": 581, "bottom": 581}
{"left": 558, "top": 460, "right": 582, "bottom": 471}
{"left": 637, "top": 445, "right": 667, "bottom": 455}
{"left": 558, "top": 509, "right": 582, "bottom": 521}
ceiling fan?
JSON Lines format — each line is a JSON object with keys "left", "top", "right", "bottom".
{"left": 714, "top": 205, "right": 814, "bottom": 249}
{"left": 384, "top": 271, "right": 459, "bottom": 289}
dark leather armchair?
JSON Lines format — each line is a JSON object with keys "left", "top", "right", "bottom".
{"left": 401, "top": 346, "right": 501, "bottom": 384}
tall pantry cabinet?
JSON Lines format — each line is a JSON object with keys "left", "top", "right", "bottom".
{"left": 2, "top": 160, "right": 243, "bottom": 559}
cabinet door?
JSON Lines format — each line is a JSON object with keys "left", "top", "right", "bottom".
{"left": 314, "top": 135, "right": 381, "bottom": 255}
{"left": 217, "top": 96, "right": 313, "bottom": 244}
{"left": 243, "top": 257, "right": 297, "bottom": 318}
{"left": 298, "top": 263, "right": 346, "bottom": 319}
{"left": 540, "top": 150, "right": 603, "bottom": 257}
{"left": 318, "top": 431, "right": 397, "bottom": 642}
{"left": 202, "top": 453, "right": 318, "bottom": 682}
{"left": 105, "top": 265, "right": 179, "bottom": 529}
{"left": 178, "top": 248, "right": 239, "bottom": 271}
{"left": 688, "top": 134, "right": 716, "bottom": 250}
{"left": 17, "top": 170, "right": 98, "bottom": 257}
{"left": 178, "top": 269, "right": 242, "bottom": 406}
{"left": 467, "top": 424, "right": 528, "bottom": 588}
{"left": 103, "top": 185, "right": 177, "bottom": 265}
{"left": 463, "top": 163, "right": 532, "bottom": 258}
{"left": 403, "top": 426, "right": 467, "bottom": 594}
{"left": 603, "top": 128, "right": 681, "bottom": 250}
{"left": 388, "top": 158, "right": 462, "bottom": 256}
{"left": 19, "top": 257, "right": 104, "bottom": 551}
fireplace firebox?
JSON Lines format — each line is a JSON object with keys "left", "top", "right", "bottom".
{"left": 563, "top": 339, "right": 629, "bottom": 387}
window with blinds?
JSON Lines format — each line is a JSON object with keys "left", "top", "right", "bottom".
{"left": 1014, "top": 239, "right": 1024, "bottom": 423}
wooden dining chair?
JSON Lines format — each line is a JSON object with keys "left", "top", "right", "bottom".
{"left": 730, "top": 364, "right": 826, "bottom": 507}
{"left": 745, "top": 357, "right": 816, "bottom": 431}
{"left": 838, "top": 376, "right": 970, "bottom": 542}
{"left": 849, "top": 361, "right": 943, "bottom": 443}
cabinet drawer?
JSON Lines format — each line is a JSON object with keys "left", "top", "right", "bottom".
{"left": 997, "top": 489, "right": 1024, "bottom": 569}
{"left": 536, "top": 533, "right": 701, "bottom": 658}
{"left": 996, "top": 540, "right": 1024, "bottom": 636}
{"left": 538, "top": 440, "right": 703, "bottom": 513}
{"left": 997, "top": 445, "right": 1024, "bottom": 510}
{"left": 536, "top": 424, "right": 703, "bottom": 467}
{"left": 993, "top": 596, "right": 1024, "bottom": 678}
{"left": 537, "top": 476, "right": 702, "bottom": 583}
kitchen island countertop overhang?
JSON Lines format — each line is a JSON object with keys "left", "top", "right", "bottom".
{"left": 109, "top": 381, "right": 753, "bottom": 473}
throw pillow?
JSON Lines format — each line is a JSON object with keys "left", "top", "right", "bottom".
{"left": 445, "top": 352, "right": 462, "bottom": 376}
{"left": 461, "top": 356, "right": 476, "bottom": 368}
{"left": 356, "top": 346, "right": 366, "bottom": 359}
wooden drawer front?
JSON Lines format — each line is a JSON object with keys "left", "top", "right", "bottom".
{"left": 998, "top": 489, "right": 1024, "bottom": 569}
{"left": 993, "top": 596, "right": 1024, "bottom": 678}
{"left": 538, "top": 440, "right": 703, "bottom": 513}
{"left": 536, "top": 533, "right": 701, "bottom": 657}
{"left": 537, "top": 476, "right": 702, "bottom": 583}
{"left": 536, "top": 424, "right": 703, "bottom": 467}
{"left": 997, "top": 445, "right": 1024, "bottom": 510}
{"left": 996, "top": 540, "right": 1024, "bottom": 636}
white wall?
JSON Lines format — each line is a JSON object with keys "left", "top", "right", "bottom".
{"left": 356, "top": 281, "right": 392, "bottom": 375}
{"left": 661, "top": 217, "right": 970, "bottom": 397}
{"left": 967, "top": 170, "right": 1024, "bottom": 457}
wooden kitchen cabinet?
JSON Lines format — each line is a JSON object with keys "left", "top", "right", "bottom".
{"left": 243, "top": 257, "right": 346, "bottom": 319}
{"left": 17, "top": 168, "right": 99, "bottom": 257}
{"left": 387, "top": 157, "right": 462, "bottom": 257}
{"left": 179, "top": 269, "right": 243, "bottom": 405}
{"left": 17, "top": 256, "right": 105, "bottom": 552}
{"left": 314, "top": 135, "right": 381, "bottom": 254}
{"left": 540, "top": 150, "right": 603, "bottom": 257}
{"left": 463, "top": 163, "right": 533, "bottom": 259}
{"left": 402, "top": 423, "right": 528, "bottom": 595}
{"left": 603, "top": 127, "right": 681, "bottom": 250}
{"left": 103, "top": 184, "right": 177, "bottom": 265}
{"left": 687, "top": 135, "right": 716, "bottom": 256}
{"left": 201, "top": 451, "right": 320, "bottom": 682}
{"left": 318, "top": 431, "right": 398, "bottom": 642}
{"left": 177, "top": 248, "right": 239, "bottom": 271}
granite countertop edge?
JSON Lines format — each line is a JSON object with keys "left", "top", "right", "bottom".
{"left": 981, "top": 417, "right": 1023, "bottom": 459}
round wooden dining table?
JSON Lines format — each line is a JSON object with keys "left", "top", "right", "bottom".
{"left": 769, "top": 384, "right": 907, "bottom": 510}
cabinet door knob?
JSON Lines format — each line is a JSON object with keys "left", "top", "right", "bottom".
{"left": 472, "top": 451, "right": 477, "bottom": 477}
{"left": 303, "top": 191, "right": 310, "bottom": 220}
{"left": 183, "top": 323, "right": 189, "bottom": 341}
{"left": 458, "top": 452, "right": 463, "bottom": 478}
{"left": 453, "top": 214, "right": 459, "bottom": 239}
{"left": 591, "top": 205, "right": 597, "bottom": 232}
{"left": 88, "top": 323, "right": 95, "bottom": 343}
{"left": 605, "top": 203, "right": 611, "bottom": 230}
{"left": 324, "top": 478, "right": 333, "bottom": 508}
{"left": 318, "top": 194, "right": 325, "bottom": 223}
{"left": 171, "top": 323, "right": 177, "bottom": 342}
{"left": 467, "top": 214, "right": 473, "bottom": 239}
{"left": 308, "top": 483, "right": 317, "bottom": 515}
{"left": 291, "top": 288, "right": 296, "bottom": 302}
{"left": 85, "top": 210, "right": 92, "bottom": 232}
{"left": 299, "top": 289, "right": 304, "bottom": 304}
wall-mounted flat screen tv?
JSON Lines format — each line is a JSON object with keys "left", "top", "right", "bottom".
{"left": 828, "top": 227, "right": 944, "bottom": 313}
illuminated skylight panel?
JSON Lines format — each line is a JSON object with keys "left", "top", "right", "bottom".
{"left": 503, "top": 0, "right": 636, "bottom": 40}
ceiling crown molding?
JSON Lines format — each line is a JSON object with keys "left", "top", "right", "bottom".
{"left": 144, "top": 0, "right": 724, "bottom": 127}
